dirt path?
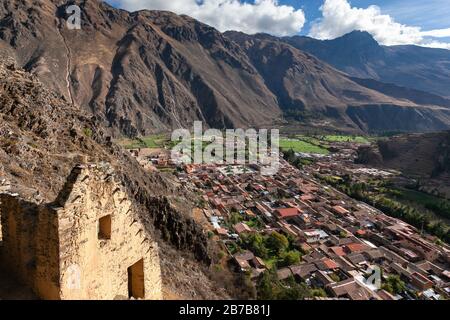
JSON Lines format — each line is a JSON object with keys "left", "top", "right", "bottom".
{"left": 55, "top": 18, "right": 75, "bottom": 106}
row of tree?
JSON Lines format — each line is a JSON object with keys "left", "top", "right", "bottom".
{"left": 318, "top": 175, "right": 450, "bottom": 244}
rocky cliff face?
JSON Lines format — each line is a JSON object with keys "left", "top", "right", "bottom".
{"left": 0, "top": 61, "right": 227, "bottom": 299}
{"left": 1, "top": 0, "right": 450, "bottom": 135}
{"left": 225, "top": 31, "right": 450, "bottom": 133}
{"left": 0, "top": 0, "right": 280, "bottom": 136}
{"left": 356, "top": 131, "right": 450, "bottom": 178}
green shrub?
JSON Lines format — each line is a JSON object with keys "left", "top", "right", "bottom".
{"left": 279, "top": 250, "right": 301, "bottom": 267}
{"left": 382, "top": 275, "right": 406, "bottom": 295}
{"left": 83, "top": 127, "right": 93, "bottom": 137}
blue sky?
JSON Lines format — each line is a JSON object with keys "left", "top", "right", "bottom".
{"left": 254, "top": 0, "right": 450, "bottom": 35}
{"left": 108, "top": 0, "right": 450, "bottom": 48}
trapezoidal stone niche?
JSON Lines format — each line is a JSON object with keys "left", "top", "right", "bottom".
{"left": 0, "top": 163, "right": 163, "bottom": 300}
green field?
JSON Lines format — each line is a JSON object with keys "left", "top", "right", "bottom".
{"left": 295, "top": 135, "right": 325, "bottom": 146}
{"left": 140, "top": 135, "right": 169, "bottom": 148}
{"left": 320, "top": 135, "right": 370, "bottom": 144}
{"left": 117, "top": 134, "right": 170, "bottom": 149}
{"left": 280, "top": 139, "right": 329, "bottom": 154}
{"left": 120, "top": 133, "right": 370, "bottom": 154}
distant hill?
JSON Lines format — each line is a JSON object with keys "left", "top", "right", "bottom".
{"left": 284, "top": 31, "right": 450, "bottom": 99}
{"left": 356, "top": 131, "right": 450, "bottom": 178}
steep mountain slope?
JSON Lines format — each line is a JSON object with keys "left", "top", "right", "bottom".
{"left": 225, "top": 31, "right": 450, "bottom": 133}
{"left": 284, "top": 31, "right": 450, "bottom": 98}
{"left": 0, "top": 0, "right": 280, "bottom": 136}
{"left": 0, "top": 60, "right": 229, "bottom": 299}
{"left": 356, "top": 131, "right": 450, "bottom": 178}
{"left": 1, "top": 0, "right": 450, "bottom": 135}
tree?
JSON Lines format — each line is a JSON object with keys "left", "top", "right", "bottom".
{"left": 257, "top": 269, "right": 278, "bottom": 300}
{"left": 329, "top": 273, "right": 341, "bottom": 282}
{"left": 279, "top": 250, "right": 301, "bottom": 267}
{"left": 311, "top": 288, "right": 327, "bottom": 298}
{"left": 241, "top": 233, "right": 269, "bottom": 259}
{"left": 267, "top": 232, "right": 289, "bottom": 254}
{"left": 257, "top": 271, "right": 312, "bottom": 300}
{"left": 274, "top": 276, "right": 312, "bottom": 300}
{"left": 382, "top": 275, "right": 406, "bottom": 295}
{"left": 229, "top": 212, "right": 244, "bottom": 225}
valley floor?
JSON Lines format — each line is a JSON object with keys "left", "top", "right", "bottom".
{"left": 125, "top": 134, "right": 450, "bottom": 300}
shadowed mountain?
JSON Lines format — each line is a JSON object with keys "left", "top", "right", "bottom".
{"left": 225, "top": 31, "right": 450, "bottom": 133}
{"left": 284, "top": 31, "right": 450, "bottom": 98}
{"left": 357, "top": 131, "right": 450, "bottom": 178}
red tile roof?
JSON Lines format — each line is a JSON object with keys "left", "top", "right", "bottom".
{"left": 276, "top": 207, "right": 300, "bottom": 219}
{"left": 330, "top": 246, "right": 346, "bottom": 256}
{"left": 322, "top": 259, "right": 339, "bottom": 270}
{"left": 333, "top": 205, "right": 350, "bottom": 215}
{"left": 356, "top": 229, "right": 367, "bottom": 236}
{"left": 345, "top": 243, "right": 368, "bottom": 253}
{"left": 216, "top": 228, "right": 228, "bottom": 236}
{"left": 234, "top": 223, "right": 252, "bottom": 234}
{"left": 300, "top": 194, "right": 315, "bottom": 201}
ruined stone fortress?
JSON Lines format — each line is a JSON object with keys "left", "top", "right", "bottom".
{"left": 0, "top": 163, "right": 162, "bottom": 300}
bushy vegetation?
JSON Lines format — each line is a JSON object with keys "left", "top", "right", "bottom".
{"left": 229, "top": 212, "right": 245, "bottom": 225}
{"left": 390, "top": 187, "right": 450, "bottom": 220}
{"left": 245, "top": 216, "right": 265, "bottom": 230}
{"left": 239, "top": 232, "right": 302, "bottom": 268}
{"left": 279, "top": 250, "right": 302, "bottom": 268}
{"left": 256, "top": 269, "right": 325, "bottom": 300}
{"left": 321, "top": 135, "right": 370, "bottom": 144}
{"left": 425, "top": 201, "right": 450, "bottom": 220}
{"left": 283, "top": 149, "right": 314, "bottom": 169}
{"left": 382, "top": 275, "right": 406, "bottom": 295}
{"left": 318, "top": 174, "right": 450, "bottom": 243}
{"left": 83, "top": 127, "right": 93, "bottom": 138}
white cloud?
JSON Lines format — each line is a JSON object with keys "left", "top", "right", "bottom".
{"left": 421, "top": 28, "right": 450, "bottom": 38}
{"left": 310, "top": 0, "right": 450, "bottom": 49}
{"left": 423, "top": 41, "right": 450, "bottom": 50}
{"left": 113, "top": 0, "right": 306, "bottom": 36}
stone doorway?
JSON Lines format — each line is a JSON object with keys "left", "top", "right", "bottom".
{"left": 128, "top": 259, "right": 145, "bottom": 299}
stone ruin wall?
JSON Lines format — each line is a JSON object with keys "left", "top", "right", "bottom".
{"left": 55, "top": 164, "right": 162, "bottom": 300}
{"left": 0, "top": 164, "right": 163, "bottom": 300}
{"left": 0, "top": 195, "right": 61, "bottom": 299}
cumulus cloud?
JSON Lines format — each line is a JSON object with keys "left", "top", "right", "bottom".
{"left": 113, "top": 0, "right": 306, "bottom": 36}
{"left": 310, "top": 0, "right": 450, "bottom": 49}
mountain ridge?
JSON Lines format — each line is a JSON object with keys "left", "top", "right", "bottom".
{"left": 1, "top": 0, "right": 450, "bottom": 136}
{"left": 284, "top": 31, "right": 450, "bottom": 98}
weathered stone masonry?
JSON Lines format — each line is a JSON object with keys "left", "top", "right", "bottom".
{"left": 0, "top": 163, "right": 162, "bottom": 300}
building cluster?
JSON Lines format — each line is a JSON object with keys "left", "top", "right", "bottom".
{"left": 177, "top": 158, "right": 450, "bottom": 300}
{"left": 128, "top": 148, "right": 173, "bottom": 172}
